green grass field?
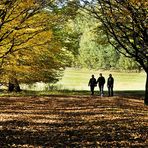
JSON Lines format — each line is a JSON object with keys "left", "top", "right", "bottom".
{"left": 20, "top": 68, "right": 146, "bottom": 92}
{"left": 56, "top": 68, "right": 146, "bottom": 91}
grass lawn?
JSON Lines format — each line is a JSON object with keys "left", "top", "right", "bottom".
{"left": 20, "top": 68, "right": 146, "bottom": 92}
{"left": 56, "top": 68, "right": 146, "bottom": 91}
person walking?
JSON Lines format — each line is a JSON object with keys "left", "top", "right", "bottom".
{"left": 107, "top": 74, "right": 114, "bottom": 96}
{"left": 97, "top": 73, "right": 105, "bottom": 96}
{"left": 88, "top": 75, "right": 97, "bottom": 95}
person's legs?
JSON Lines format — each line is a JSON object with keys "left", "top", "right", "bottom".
{"left": 108, "top": 86, "right": 111, "bottom": 96}
{"left": 99, "top": 85, "right": 104, "bottom": 95}
{"left": 100, "top": 85, "right": 104, "bottom": 96}
{"left": 111, "top": 86, "right": 113, "bottom": 96}
{"left": 91, "top": 86, "right": 94, "bottom": 95}
{"left": 99, "top": 85, "right": 101, "bottom": 95}
{"left": 102, "top": 85, "right": 104, "bottom": 95}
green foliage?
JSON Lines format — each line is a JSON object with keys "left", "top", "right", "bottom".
{"left": 118, "top": 55, "right": 140, "bottom": 71}
{"left": 70, "top": 10, "right": 139, "bottom": 71}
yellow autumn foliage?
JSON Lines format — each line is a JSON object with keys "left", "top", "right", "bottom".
{"left": 0, "top": 0, "right": 69, "bottom": 86}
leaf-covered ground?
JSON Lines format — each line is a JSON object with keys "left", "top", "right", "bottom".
{"left": 0, "top": 95, "right": 148, "bottom": 147}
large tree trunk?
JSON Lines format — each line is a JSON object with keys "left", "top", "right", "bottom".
{"left": 14, "top": 78, "right": 21, "bottom": 92}
{"left": 145, "top": 72, "right": 148, "bottom": 105}
{"left": 8, "top": 78, "right": 21, "bottom": 92}
{"left": 8, "top": 82, "right": 15, "bottom": 92}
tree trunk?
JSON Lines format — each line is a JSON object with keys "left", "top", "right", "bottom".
{"left": 8, "top": 82, "right": 15, "bottom": 92}
{"left": 8, "top": 78, "right": 21, "bottom": 92}
{"left": 14, "top": 78, "right": 21, "bottom": 92}
{"left": 145, "top": 72, "right": 148, "bottom": 105}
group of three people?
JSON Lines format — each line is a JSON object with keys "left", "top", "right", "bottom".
{"left": 88, "top": 73, "right": 114, "bottom": 96}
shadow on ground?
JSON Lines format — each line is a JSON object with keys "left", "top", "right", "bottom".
{"left": 0, "top": 95, "right": 147, "bottom": 147}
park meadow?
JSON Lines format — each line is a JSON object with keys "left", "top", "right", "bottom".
{"left": 0, "top": 69, "right": 148, "bottom": 147}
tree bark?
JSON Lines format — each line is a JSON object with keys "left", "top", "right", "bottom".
{"left": 8, "top": 78, "right": 21, "bottom": 92}
{"left": 145, "top": 72, "right": 148, "bottom": 105}
{"left": 14, "top": 78, "right": 21, "bottom": 92}
{"left": 8, "top": 82, "right": 15, "bottom": 92}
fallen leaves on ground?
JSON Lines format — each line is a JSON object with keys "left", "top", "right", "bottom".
{"left": 0, "top": 95, "right": 147, "bottom": 147}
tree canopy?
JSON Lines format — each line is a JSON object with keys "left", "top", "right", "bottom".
{"left": 0, "top": 0, "right": 79, "bottom": 91}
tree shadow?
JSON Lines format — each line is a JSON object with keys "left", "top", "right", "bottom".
{"left": 0, "top": 95, "right": 147, "bottom": 147}
{"left": 114, "top": 90, "right": 145, "bottom": 99}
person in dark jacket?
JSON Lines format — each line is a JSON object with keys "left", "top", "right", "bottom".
{"left": 97, "top": 73, "right": 105, "bottom": 96}
{"left": 107, "top": 74, "right": 114, "bottom": 96}
{"left": 88, "top": 75, "right": 97, "bottom": 95}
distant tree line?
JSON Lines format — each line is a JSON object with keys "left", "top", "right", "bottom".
{"left": 70, "top": 11, "right": 141, "bottom": 71}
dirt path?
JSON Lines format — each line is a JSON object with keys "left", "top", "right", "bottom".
{"left": 0, "top": 95, "right": 148, "bottom": 147}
